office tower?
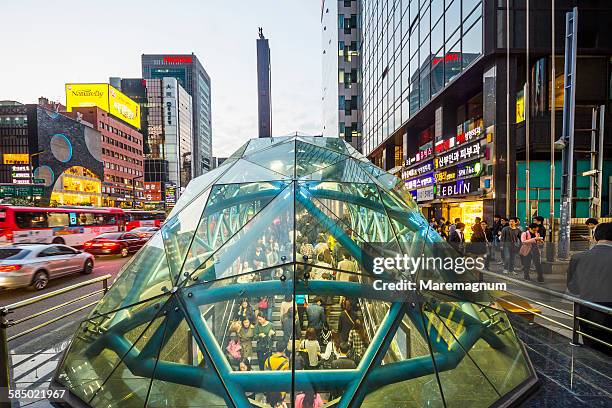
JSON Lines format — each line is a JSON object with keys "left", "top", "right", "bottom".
{"left": 142, "top": 54, "right": 212, "bottom": 174}
{"left": 256, "top": 28, "right": 272, "bottom": 138}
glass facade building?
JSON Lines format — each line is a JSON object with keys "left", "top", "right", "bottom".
{"left": 54, "top": 136, "right": 537, "bottom": 408}
{"left": 142, "top": 54, "right": 212, "bottom": 175}
{"left": 321, "top": 0, "right": 363, "bottom": 150}
{"left": 362, "top": 0, "right": 483, "bottom": 157}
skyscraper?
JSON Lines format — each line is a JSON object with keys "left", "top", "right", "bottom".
{"left": 256, "top": 28, "right": 272, "bottom": 138}
{"left": 142, "top": 54, "right": 212, "bottom": 175}
{"left": 321, "top": 0, "right": 362, "bottom": 151}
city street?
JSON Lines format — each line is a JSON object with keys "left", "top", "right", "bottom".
{"left": 1, "top": 255, "right": 130, "bottom": 351}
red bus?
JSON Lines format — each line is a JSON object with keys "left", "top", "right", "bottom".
{"left": 123, "top": 210, "right": 166, "bottom": 231}
{"left": 0, "top": 205, "right": 124, "bottom": 247}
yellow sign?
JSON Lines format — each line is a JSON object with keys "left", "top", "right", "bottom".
{"left": 65, "top": 83, "right": 109, "bottom": 111}
{"left": 108, "top": 86, "right": 141, "bottom": 129}
{"left": 65, "top": 84, "right": 140, "bottom": 129}
{"left": 3, "top": 153, "right": 29, "bottom": 165}
{"left": 516, "top": 89, "right": 525, "bottom": 123}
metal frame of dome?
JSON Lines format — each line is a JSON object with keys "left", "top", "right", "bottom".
{"left": 52, "top": 136, "right": 538, "bottom": 408}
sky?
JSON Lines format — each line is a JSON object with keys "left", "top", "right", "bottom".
{"left": 0, "top": 0, "right": 323, "bottom": 157}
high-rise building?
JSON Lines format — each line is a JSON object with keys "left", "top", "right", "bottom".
{"left": 162, "top": 77, "right": 193, "bottom": 195}
{"left": 321, "top": 0, "right": 362, "bottom": 150}
{"left": 361, "top": 0, "right": 612, "bottom": 225}
{"left": 142, "top": 54, "right": 212, "bottom": 174}
{"left": 256, "top": 29, "right": 272, "bottom": 138}
{"left": 63, "top": 107, "right": 145, "bottom": 208}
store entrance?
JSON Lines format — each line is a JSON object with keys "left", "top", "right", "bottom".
{"left": 442, "top": 200, "right": 483, "bottom": 241}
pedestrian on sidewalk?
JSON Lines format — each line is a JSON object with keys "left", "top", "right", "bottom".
{"left": 501, "top": 217, "right": 521, "bottom": 274}
{"left": 567, "top": 222, "right": 612, "bottom": 356}
{"left": 519, "top": 223, "right": 545, "bottom": 282}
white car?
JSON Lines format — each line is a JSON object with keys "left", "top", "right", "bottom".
{"left": 0, "top": 244, "right": 94, "bottom": 290}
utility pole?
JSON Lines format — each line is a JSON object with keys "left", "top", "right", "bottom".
{"left": 558, "top": 7, "right": 578, "bottom": 260}
{"left": 549, "top": 0, "right": 556, "bottom": 249}
{"left": 525, "top": 0, "right": 531, "bottom": 224}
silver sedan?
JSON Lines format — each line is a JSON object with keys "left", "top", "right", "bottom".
{"left": 0, "top": 244, "right": 94, "bottom": 290}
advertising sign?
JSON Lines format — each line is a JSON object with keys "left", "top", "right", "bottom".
{"left": 11, "top": 165, "right": 32, "bottom": 184}
{"left": 435, "top": 141, "right": 482, "bottom": 169}
{"left": 516, "top": 88, "right": 525, "bottom": 123}
{"left": 434, "top": 160, "right": 483, "bottom": 183}
{"left": 436, "top": 177, "right": 481, "bottom": 198}
{"left": 405, "top": 173, "right": 435, "bottom": 190}
{"left": 0, "top": 185, "right": 43, "bottom": 199}
{"left": 165, "top": 183, "right": 177, "bottom": 206}
{"left": 108, "top": 86, "right": 141, "bottom": 129}
{"left": 2, "top": 153, "right": 29, "bottom": 165}
{"left": 66, "top": 84, "right": 109, "bottom": 111}
{"left": 65, "top": 84, "right": 141, "bottom": 129}
{"left": 144, "top": 182, "right": 163, "bottom": 202}
{"left": 402, "top": 160, "right": 434, "bottom": 179}
{"left": 405, "top": 146, "right": 433, "bottom": 167}
{"left": 416, "top": 185, "right": 435, "bottom": 202}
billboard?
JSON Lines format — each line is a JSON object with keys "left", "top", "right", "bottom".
{"left": 65, "top": 84, "right": 141, "bottom": 129}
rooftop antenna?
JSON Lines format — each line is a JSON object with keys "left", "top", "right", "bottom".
{"left": 258, "top": 27, "right": 265, "bottom": 39}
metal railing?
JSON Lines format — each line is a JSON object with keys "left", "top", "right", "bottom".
{"left": 480, "top": 269, "right": 612, "bottom": 350}
{"left": 0, "top": 274, "right": 112, "bottom": 408}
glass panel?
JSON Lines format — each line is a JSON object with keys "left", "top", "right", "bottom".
{"left": 362, "top": 309, "right": 444, "bottom": 407}
{"left": 146, "top": 316, "right": 230, "bottom": 407}
{"left": 428, "top": 300, "right": 533, "bottom": 396}
{"left": 91, "top": 233, "right": 173, "bottom": 316}
{"left": 215, "top": 158, "right": 291, "bottom": 184}
{"left": 243, "top": 140, "right": 296, "bottom": 177}
{"left": 420, "top": 300, "right": 500, "bottom": 408}
{"left": 88, "top": 313, "right": 168, "bottom": 407}
{"left": 162, "top": 187, "right": 212, "bottom": 283}
{"left": 168, "top": 161, "right": 236, "bottom": 219}
{"left": 55, "top": 295, "right": 171, "bottom": 403}
{"left": 299, "top": 158, "right": 373, "bottom": 184}
{"left": 462, "top": 18, "right": 483, "bottom": 68}
{"left": 243, "top": 136, "right": 294, "bottom": 155}
{"left": 179, "top": 181, "right": 290, "bottom": 281}
{"left": 185, "top": 183, "right": 295, "bottom": 285}
{"left": 295, "top": 141, "right": 351, "bottom": 178}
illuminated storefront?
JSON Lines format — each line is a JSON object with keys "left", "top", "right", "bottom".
{"left": 50, "top": 166, "right": 102, "bottom": 207}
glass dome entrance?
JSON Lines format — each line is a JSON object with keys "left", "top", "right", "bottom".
{"left": 53, "top": 136, "right": 537, "bottom": 407}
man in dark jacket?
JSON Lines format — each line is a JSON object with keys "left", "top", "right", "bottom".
{"left": 449, "top": 222, "right": 466, "bottom": 255}
{"left": 500, "top": 217, "right": 521, "bottom": 274}
{"left": 567, "top": 222, "right": 612, "bottom": 356}
{"left": 306, "top": 297, "right": 326, "bottom": 334}
{"left": 331, "top": 342, "right": 357, "bottom": 369}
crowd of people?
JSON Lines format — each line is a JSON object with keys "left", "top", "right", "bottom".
{"left": 222, "top": 220, "right": 369, "bottom": 407}
{"left": 429, "top": 214, "right": 573, "bottom": 282}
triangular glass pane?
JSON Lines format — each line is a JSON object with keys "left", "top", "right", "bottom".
{"left": 362, "top": 310, "right": 444, "bottom": 407}
{"left": 179, "top": 181, "right": 290, "bottom": 281}
{"left": 303, "top": 137, "right": 352, "bottom": 156}
{"left": 299, "top": 157, "right": 374, "bottom": 183}
{"left": 162, "top": 187, "right": 212, "bottom": 283}
{"left": 184, "top": 182, "right": 295, "bottom": 285}
{"left": 429, "top": 300, "right": 534, "bottom": 397}
{"left": 146, "top": 314, "right": 231, "bottom": 407}
{"left": 227, "top": 140, "right": 250, "bottom": 159}
{"left": 419, "top": 300, "right": 500, "bottom": 408}
{"left": 345, "top": 142, "right": 370, "bottom": 162}
{"left": 357, "top": 160, "right": 406, "bottom": 192}
{"left": 243, "top": 140, "right": 296, "bottom": 177}
{"left": 295, "top": 141, "right": 350, "bottom": 178}
{"left": 56, "top": 295, "right": 170, "bottom": 404}
{"left": 215, "top": 158, "right": 291, "bottom": 184}
{"left": 168, "top": 160, "right": 237, "bottom": 219}
{"left": 243, "top": 136, "right": 294, "bottom": 155}
{"left": 88, "top": 312, "right": 168, "bottom": 407}
{"left": 91, "top": 232, "right": 173, "bottom": 316}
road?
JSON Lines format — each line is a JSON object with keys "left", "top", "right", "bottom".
{"left": 0, "top": 255, "right": 130, "bottom": 352}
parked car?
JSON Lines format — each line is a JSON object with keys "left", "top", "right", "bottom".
{"left": 130, "top": 226, "right": 160, "bottom": 239}
{"left": 83, "top": 232, "right": 148, "bottom": 257}
{"left": 0, "top": 244, "right": 94, "bottom": 290}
